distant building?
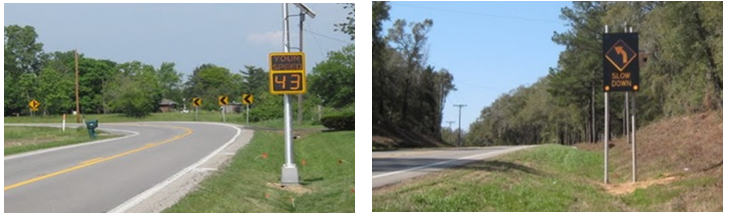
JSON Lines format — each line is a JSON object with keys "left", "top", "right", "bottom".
{"left": 158, "top": 99, "right": 179, "bottom": 112}
{"left": 223, "top": 102, "right": 242, "bottom": 114}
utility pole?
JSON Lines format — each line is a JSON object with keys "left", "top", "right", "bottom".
{"left": 446, "top": 121, "right": 455, "bottom": 130}
{"left": 75, "top": 49, "right": 81, "bottom": 123}
{"left": 454, "top": 104, "right": 467, "bottom": 147}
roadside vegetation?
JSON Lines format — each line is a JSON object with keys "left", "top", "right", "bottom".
{"left": 374, "top": 112, "right": 722, "bottom": 211}
{"left": 4, "top": 126, "right": 116, "bottom": 155}
{"left": 165, "top": 130, "right": 355, "bottom": 213}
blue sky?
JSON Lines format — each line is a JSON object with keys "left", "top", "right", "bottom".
{"left": 385, "top": 1, "right": 572, "bottom": 132}
{"left": 4, "top": 3, "right": 352, "bottom": 78}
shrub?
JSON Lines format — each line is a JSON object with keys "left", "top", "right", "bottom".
{"left": 321, "top": 112, "right": 354, "bottom": 130}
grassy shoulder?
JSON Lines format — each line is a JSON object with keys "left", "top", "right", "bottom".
{"left": 164, "top": 130, "right": 355, "bottom": 213}
{"left": 373, "top": 144, "right": 721, "bottom": 211}
{"left": 4, "top": 126, "right": 116, "bottom": 156}
{"left": 4, "top": 112, "right": 326, "bottom": 130}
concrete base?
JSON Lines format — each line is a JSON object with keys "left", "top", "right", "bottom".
{"left": 281, "top": 165, "right": 299, "bottom": 184}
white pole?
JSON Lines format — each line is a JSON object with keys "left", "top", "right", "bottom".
{"left": 604, "top": 24, "right": 610, "bottom": 184}
{"left": 222, "top": 106, "right": 226, "bottom": 122}
{"left": 630, "top": 26, "right": 637, "bottom": 183}
{"left": 62, "top": 114, "right": 66, "bottom": 132}
{"left": 281, "top": 3, "right": 299, "bottom": 185}
{"left": 632, "top": 100, "right": 636, "bottom": 182}
{"left": 246, "top": 104, "right": 250, "bottom": 125}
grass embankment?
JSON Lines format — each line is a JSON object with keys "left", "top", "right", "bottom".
{"left": 4, "top": 126, "right": 116, "bottom": 155}
{"left": 373, "top": 144, "right": 721, "bottom": 211}
{"left": 165, "top": 130, "right": 355, "bottom": 213}
{"left": 4, "top": 112, "right": 326, "bottom": 129}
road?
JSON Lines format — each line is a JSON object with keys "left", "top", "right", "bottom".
{"left": 4, "top": 122, "right": 249, "bottom": 213}
{"left": 372, "top": 146, "right": 535, "bottom": 189}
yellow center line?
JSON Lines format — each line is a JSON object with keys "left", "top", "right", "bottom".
{"left": 4, "top": 125, "right": 193, "bottom": 191}
{"left": 79, "top": 157, "right": 105, "bottom": 165}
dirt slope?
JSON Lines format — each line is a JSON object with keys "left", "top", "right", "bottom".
{"left": 577, "top": 111, "right": 722, "bottom": 211}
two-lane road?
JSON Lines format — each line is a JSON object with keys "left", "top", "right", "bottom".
{"left": 372, "top": 146, "right": 535, "bottom": 189}
{"left": 4, "top": 122, "right": 248, "bottom": 213}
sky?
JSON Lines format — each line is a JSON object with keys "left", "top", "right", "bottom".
{"left": 385, "top": 1, "right": 573, "bottom": 132}
{"left": 3, "top": 3, "right": 352, "bottom": 79}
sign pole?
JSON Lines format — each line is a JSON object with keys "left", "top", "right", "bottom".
{"left": 246, "top": 104, "right": 250, "bottom": 125}
{"left": 281, "top": 3, "right": 299, "bottom": 185}
{"left": 632, "top": 92, "right": 637, "bottom": 182}
{"left": 604, "top": 25, "right": 610, "bottom": 184}
{"left": 630, "top": 27, "right": 637, "bottom": 183}
{"left": 196, "top": 106, "right": 199, "bottom": 121}
{"left": 222, "top": 106, "right": 226, "bottom": 122}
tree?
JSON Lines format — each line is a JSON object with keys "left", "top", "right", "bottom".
{"left": 309, "top": 44, "right": 355, "bottom": 108}
{"left": 105, "top": 61, "right": 161, "bottom": 118}
{"left": 335, "top": 3, "right": 355, "bottom": 40}
{"left": 387, "top": 18, "right": 433, "bottom": 125}
{"left": 38, "top": 66, "right": 74, "bottom": 114}
{"left": 156, "top": 62, "right": 183, "bottom": 102}
{"left": 4, "top": 25, "right": 45, "bottom": 115}
{"left": 239, "top": 65, "right": 268, "bottom": 95}
{"left": 372, "top": 1, "right": 391, "bottom": 123}
{"left": 184, "top": 64, "right": 237, "bottom": 110}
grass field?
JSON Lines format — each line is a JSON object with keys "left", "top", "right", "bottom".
{"left": 372, "top": 144, "right": 722, "bottom": 212}
{"left": 165, "top": 130, "right": 355, "bottom": 213}
{"left": 4, "top": 112, "right": 326, "bottom": 130}
{"left": 4, "top": 126, "right": 116, "bottom": 156}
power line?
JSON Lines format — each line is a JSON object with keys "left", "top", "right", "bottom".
{"left": 303, "top": 29, "right": 351, "bottom": 44}
{"left": 391, "top": 2, "right": 562, "bottom": 24}
{"left": 305, "top": 22, "right": 326, "bottom": 57}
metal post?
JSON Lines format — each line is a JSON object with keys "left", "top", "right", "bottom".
{"left": 281, "top": 3, "right": 299, "bottom": 185}
{"left": 196, "top": 106, "right": 199, "bottom": 121}
{"left": 632, "top": 93, "right": 636, "bottom": 182}
{"left": 604, "top": 25, "right": 610, "bottom": 184}
{"left": 221, "top": 106, "right": 226, "bottom": 122}
{"left": 630, "top": 26, "right": 637, "bottom": 183}
{"left": 625, "top": 92, "right": 629, "bottom": 143}
{"left": 246, "top": 104, "right": 250, "bottom": 125}
{"left": 75, "top": 49, "right": 81, "bottom": 123}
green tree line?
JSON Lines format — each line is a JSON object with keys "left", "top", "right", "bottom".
{"left": 372, "top": 2, "right": 457, "bottom": 141}
{"left": 5, "top": 25, "right": 355, "bottom": 120}
{"left": 466, "top": 1, "right": 722, "bottom": 146}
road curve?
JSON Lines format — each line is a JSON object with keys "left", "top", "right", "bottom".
{"left": 372, "top": 146, "right": 535, "bottom": 189}
{"left": 4, "top": 122, "right": 246, "bottom": 213}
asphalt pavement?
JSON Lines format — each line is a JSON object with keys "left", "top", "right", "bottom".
{"left": 372, "top": 146, "right": 535, "bottom": 189}
{"left": 4, "top": 122, "right": 246, "bottom": 213}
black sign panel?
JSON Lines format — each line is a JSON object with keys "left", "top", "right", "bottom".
{"left": 270, "top": 72, "right": 306, "bottom": 94}
{"left": 270, "top": 53, "right": 305, "bottom": 72}
{"left": 603, "top": 33, "right": 639, "bottom": 92}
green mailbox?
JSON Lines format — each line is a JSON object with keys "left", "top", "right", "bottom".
{"left": 85, "top": 119, "right": 98, "bottom": 139}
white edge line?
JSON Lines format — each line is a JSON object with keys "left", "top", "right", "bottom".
{"left": 108, "top": 122, "right": 244, "bottom": 213}
{"left": 4, "top": 125, "right": 139, "bottom": 161}
{"left": 372, "top": 146, "right": 533, "bottom": 179}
